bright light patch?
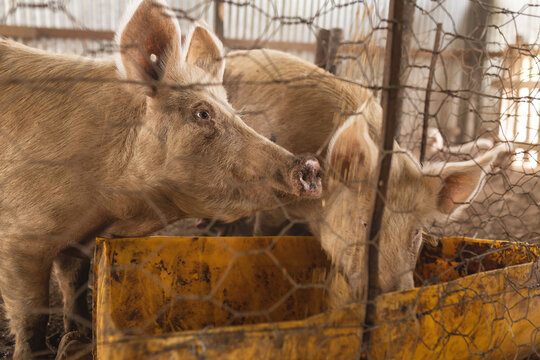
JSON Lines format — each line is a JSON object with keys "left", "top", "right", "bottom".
{"left": 499, "top": 54, "right": 540, "bottom": 168}
{"left": 514, "top": 148, "right": 538, "bottom": 169}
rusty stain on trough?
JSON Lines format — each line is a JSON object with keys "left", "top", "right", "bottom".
{"left": 94, "top": 236, "right": 540, "bottom": 359}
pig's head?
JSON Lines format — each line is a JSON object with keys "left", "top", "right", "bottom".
{"left": 322, "top": 114, "right": 505, "bottom": 300}
{"left": 115, "top": 0, "right": 321, "bottom": 222}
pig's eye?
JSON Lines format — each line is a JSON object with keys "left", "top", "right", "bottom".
{"left": 194, "top": 110, "right": 211, "bottom": 121}
{"left": 192, "top": 102, "right": 215, "bottom": 124}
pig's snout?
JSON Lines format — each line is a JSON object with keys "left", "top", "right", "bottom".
{"left": 295, "top": 157, "right": 322, "bottom": 198}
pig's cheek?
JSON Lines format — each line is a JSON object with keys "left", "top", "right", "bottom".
{"left": 197, "top": 121, "right": 219, "bottom": 141}
{"left": 185, "top": 121, "right": 219, "bottom": 145}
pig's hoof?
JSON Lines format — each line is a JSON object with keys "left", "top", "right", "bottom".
{"left": 55, "top": 331, "right": 92, "bottom": 360}
{"left": 299, "top": 158, "right": 322, "bottom": 198}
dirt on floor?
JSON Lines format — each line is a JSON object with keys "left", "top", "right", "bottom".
{"left": 0, "top": 278, "right": 69, "bottom": 359}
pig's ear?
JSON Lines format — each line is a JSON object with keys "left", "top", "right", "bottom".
{"left": 423, "top": 143, "right": 507, "bottom": 215}
{"left": 327, "top": 116, "right": 378, "bottom": 181}
{"left": 184, "top": 26, "right": 225, "bottom": 81}
{"left": 116, "top": 0, "right": 182, "bottom": 93}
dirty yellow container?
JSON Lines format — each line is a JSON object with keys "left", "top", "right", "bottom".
{"left": 94, "top": 236, "right": 540, "bottom": 359}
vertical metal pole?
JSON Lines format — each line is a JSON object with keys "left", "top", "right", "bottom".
{"left": 455, "top": 0, "right": 493, "bottom": 142}
{"left": 314, "top": 28, "right": 330, "bottom": 69}
{"left": 213, "top": 0, "right": 224, "bottom": 41}
{"left": 362, "top": 0, "right": 409, "bottom": 354}
{"left": 393, "top": 0, "right": 416, "bottom": 142}
{"left": 420, "top": 23, "right": 443, "bottom": 165}
{"left": 326, "top": 27, "right": 343, "bottom": 74}
{"left": 314, "top": 27, "right": 342, "bottom": 75}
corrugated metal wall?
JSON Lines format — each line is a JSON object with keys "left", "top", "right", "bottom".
{"left": 0, "top": 0, "right": 470, "bottom": 58}
{"left": 0, "top": 0, "right": 537, "bottom": 149}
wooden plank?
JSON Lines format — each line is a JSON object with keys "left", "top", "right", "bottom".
{"left": 0, "top": 25, "right": 114, "bottom": 40}
{"left": 0, "top": 25, "right": 315, "bottom": 53}
{"left": 0, "top": 25, "right": 532, "bottom": 60}
{"left": 314, "top": 29, "right": 330, "bottom": 68}
{"left": 326, "top": 28, "right": 343, "bottom": 74}
{"left": 223, "top": 38, "right": 316, "bottom": 52}
{"left": 213, "top": 0, "right": 224, "bottom": 41}
{"left": 490, "top": 80, "right": 540, "bottom": 89}
{"left": 510, "top": 142, "right": 540, "bottom": 151}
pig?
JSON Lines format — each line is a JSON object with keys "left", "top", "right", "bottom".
{"left": 219, "top": 49, "right": 505, "bottom": 305}
{"left": 0, "top": 2, "right": 321, "bottom": 358}
{"left": 423, "top": 126, "right": 495, "bottom": 161}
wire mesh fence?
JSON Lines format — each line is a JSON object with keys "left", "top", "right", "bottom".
{"left": 0, "top": 0, "right": 538, "bottom": 359}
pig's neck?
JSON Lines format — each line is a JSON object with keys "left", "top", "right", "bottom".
{"left": 101, "top": 181, "right": 188, "bottom": 238}
{"left": 102, "top": 205, "right": 185, "bottom": 238}
{"left": 99, "top": 96, "right": 188, "bottom": 237}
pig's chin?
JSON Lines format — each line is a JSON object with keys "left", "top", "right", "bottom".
{"left": 268, "top": 182, "right": 314, "bottom": 202}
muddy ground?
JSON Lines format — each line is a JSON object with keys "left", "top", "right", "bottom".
{"left": 0, "top": 167, "right": 538, "bottom": 358}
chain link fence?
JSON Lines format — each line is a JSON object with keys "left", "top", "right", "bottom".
{"left": 0, "top": 0, "right": 538, "bottom": 359}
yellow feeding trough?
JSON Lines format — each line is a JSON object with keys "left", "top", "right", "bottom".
{"left": 94, "top": 236, "right": 540, "bottom": 359}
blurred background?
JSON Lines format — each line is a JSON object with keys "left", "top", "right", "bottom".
{"left": 0, "top": 0, "right": 538, "bottom": 242}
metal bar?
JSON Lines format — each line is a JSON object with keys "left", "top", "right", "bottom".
{"left": 420, "top": 23, "right": 443, "bottom": 165}
{"left": 362, "top": 0, "right": 408, "bottom": 352}
{"left": 213, "top": 0, "right": 224, "bottom": 41}
{"left": 314, "top": 28, "right": 330, "bottom": 69}
{"left": 235, "top": 0, "right": 240, "bottom": 39}
{"left": 326, "top": 27, "right": 343, "bottom": 74}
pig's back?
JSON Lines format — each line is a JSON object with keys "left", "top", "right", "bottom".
{"left": 0, "top": 39, "right": 138, "bottom": 166}
{"left": 0, "top": 40, "right": 139, "bottom": 233}
{"left": 224, "top": 49, "right": 378, "bottom": 155}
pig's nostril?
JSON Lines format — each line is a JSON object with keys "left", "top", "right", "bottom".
{"left": 304, "top": 159, "right": 320, "bottom": 172}
{"left": 297, "top": 158, "right": 322, "bottom": 197}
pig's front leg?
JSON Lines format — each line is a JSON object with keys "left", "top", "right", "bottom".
{"left": 0, "top": 246, "right": 54, "bottom": 359}
{"left": 53, "top": 248, "right": 91, "bottom": 337}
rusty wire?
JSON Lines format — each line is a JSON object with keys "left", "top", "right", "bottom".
{"left": 0, "top": 1, "right": 539, "bottom": 359}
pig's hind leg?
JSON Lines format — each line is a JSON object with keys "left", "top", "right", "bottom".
{"left": 53, "top": 248, "right": 91, "bottom": 338}
{"left": 0, "top": 247, "right": 53, "bottom": 359}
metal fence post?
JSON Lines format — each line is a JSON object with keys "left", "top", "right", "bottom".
{"left": 315, "top": 29, "right": 330, "bottom": 69}
{"left": 362, "top": 0, "right": 411, "bottom": 354}
{"left": 315, "top": 27, "right": 342, "bottom": 75}
{"left": 214, "top": 0, "right": 224, "bottom": 41}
